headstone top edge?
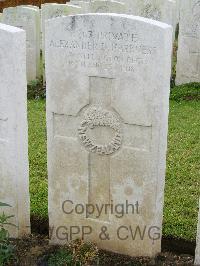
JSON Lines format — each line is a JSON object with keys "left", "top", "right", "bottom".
{"left": 90, "top": 0, "right": 125, "bottom": 3}
{"left": 3, "top": 5, "right": 39, "bottom": 12}
{"left": 41, "top": 3, "right": 77, "bottom": 7}
{"left": 46, "top": 13, "right": 173, "bottom": 30}
{"left": 65, "top": 3, "right": 82, "bottom": 8}
{"left": 0, "top": 23, "right": 25, "bottom": 33}
{"left": 17, "top": 6, "right": 39, "bottom": 12}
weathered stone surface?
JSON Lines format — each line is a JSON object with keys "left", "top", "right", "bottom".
{"left": 45, "top": 14, "right": 172, "bottom": 257}
{"left": 118, "top": 0, "right": 176, "bottom": 38}
{"left": 41, "top": 3, "right": 81, "bottom": 82}
{"left": 21, "top": 5, "right": 39, "bottom": 10}
{"left": 69, "top": 0, "right": 90, "bottom": 13}
{"left": 176, "top": 0, "right": 200, "bottom": 84}
{"left": 90, "top": 0, "right": 126, "bottom": 13}
{"left": 2, "top": 6, "right": 40, "bottom": 81}
{"left": 0, "top": 23, "right": 30, "bottom": 238}
{"left": 23, "top": 5, "right": 41, "bottom": 79}
{"left": 41, "top": 3, "right": 81, "bottom": 47}
{"left": 195, "top": 199, "right": 200, "bottom": 265}
{"left": 175, "top": 0, "right": 180, "bottom": 24}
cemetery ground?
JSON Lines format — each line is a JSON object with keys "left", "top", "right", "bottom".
{"left": 12, "top": 82, "right": 198, "bottom": 265}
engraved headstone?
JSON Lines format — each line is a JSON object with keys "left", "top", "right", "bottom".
{"left": 2, "top": 6, "right": 41, "bottom": 81}
{"left": 195, "top": 199, "right": 200, "bottom": 265}
{"left": 45, "top": 14, "right": 172, "bottom": 257}
{"left": 176, "top": 0, "right": 200, "bottom": 84}
{"left": 90, "top": 0, "right": 126, "bottom": 13}
{"left": 0, "top": 23, "right": 30, "bottom": 237}
{"left": 118, "top": 0, "right": 176, "bottom": 39}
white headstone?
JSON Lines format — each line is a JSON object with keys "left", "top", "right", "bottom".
{"left": 0, "top": 13, "right": 2, "bottom": 22}
{"left": 46, "top": 14, "right": 172, "bottom": 257}
{"left": 69, "top": 1, "right": 90, "bottom": 13}
{"left": 90, "top": 0, "right": 126, "bottom": 13}
{"left": 176, "top": 0, "right": 200, "bottom": 85}
{"left": 175, "top": 0, "right": 180, "bottom": 24}
{"left": 21, "top": 5, "right": 41, "bottom": 79}
{"left": 195, "top": 199, "right": 200, "bottom": 265}
{"left": 20, "top": 4, "right": 39, "bottom": 10}
{"left": 2, "top": 6, "right": 41, "bottom": 81}
{"left": 118, "top": 0, "right": 176, "bottom": 39}
{"left": 0, "top": 23, "right": 30, "bottom": 237}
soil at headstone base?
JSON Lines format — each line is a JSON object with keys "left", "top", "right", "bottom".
{"left": 31, "top": 215, "right": 196, "bottom": 254}
{"left": 7, "top": 234, "right": 194, "bottom": 266}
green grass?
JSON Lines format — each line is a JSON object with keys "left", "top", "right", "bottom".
{"left": 170, "top": 82, "right": 200, "bottom": 101}
{"left": 28, "top": 99, "right": 47, "bottom": 218}
{"left": 28, "top": 85, "right": 200, "bottom": 241}
{"left": 164, "top": 99, "right": 200, "bottom": 240}
{"left": 48, "top": 249, "right": 74, "bottom": 266}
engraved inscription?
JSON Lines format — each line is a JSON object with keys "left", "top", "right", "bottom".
{"left": 49, "top": 29, "right": 157, "bottom": 73}
{"left": 78, "top": 106, "right": 122, "bottom": 155}
{"left": 183, "top": 1, "right": 200, "bottom": 37}
{"left": 191, "top": 1, "right": 200, "bottom": 37}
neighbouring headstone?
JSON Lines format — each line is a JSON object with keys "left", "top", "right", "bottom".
{"left": 69, "top": 1, "right": 90, "bottom": 13}
{"left": 195, "top": 199, "right": 200, "bottom": 265}
{"left": 20, "top": 5, "right": 41, "bottom": 79}
{"left": 21, "top": 4, "right": 39, "bottom": 10}
{"left": 0, "top": 23, "right": 30, "bottom": 237}
{"left": 41, "top": 3, "right": 81, "bottom": 82}
{"left": 176, "top": 0, "right": 200, "bottom": 85}
{"left": 175, "top": 0, "right": 180, "bottom": 24}
{"left": 90, "top": 0, "right": 126, "bottom": 13}
{"left": 46, "top": 14, "right": 172, "bottom": 257}
{"left": 164, "top": 0, "right": 177, "bottom": 34}
{"left": 118, "top": 0, "right": 176, "bottom": 39}
{"left": 0, "top": 13, "right": 2, "bottom": 22}
{"left": 2, "top": 6, "right": 41, "bottom": 81}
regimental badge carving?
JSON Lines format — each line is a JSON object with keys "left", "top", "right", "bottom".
{"left": 95, "top": 6, "right": 109, "bottom": 13}
{"left": 78, "top": 106, "right": 122, "bottom": 155}
{"left": 50, "top": 9, "right": 64, "bottom": 19}
{"left": 142, "top": 4, "right": 161, "bottom": 21}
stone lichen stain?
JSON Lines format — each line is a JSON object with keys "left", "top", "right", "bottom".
{"left": 124, "top": 186, "right": 133, "bottom": 196}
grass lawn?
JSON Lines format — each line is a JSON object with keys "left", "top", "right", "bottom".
{"left": 28, "top": 85, "right": 200, "bottom": 241}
